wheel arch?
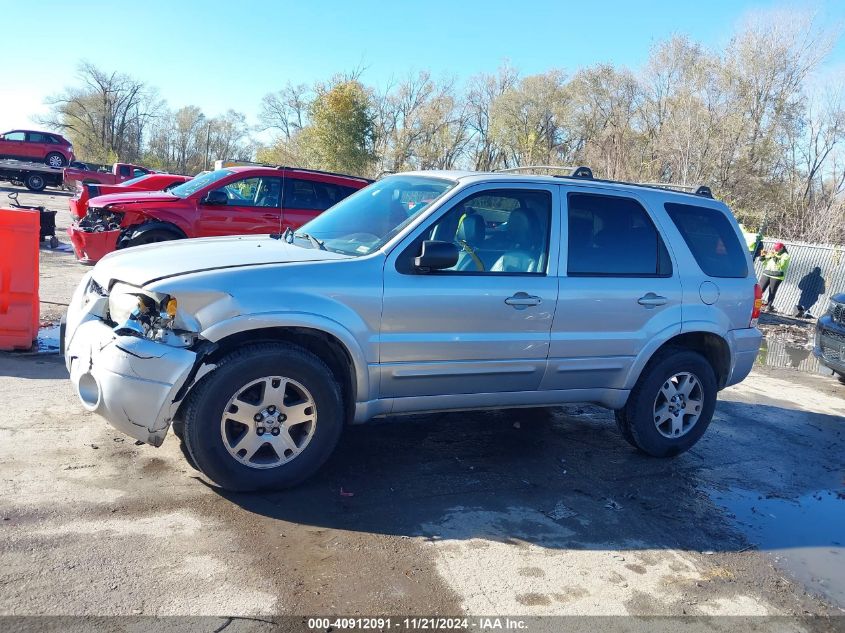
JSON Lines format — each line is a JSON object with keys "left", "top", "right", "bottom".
{"left": 634, "top": 331, "right": 731, "bottom": 390}
{"left": 119, "top": 220, "right": 187, "bottom": 247}
{"left": 179, "top": 319, "right": 367, "bottom": 425}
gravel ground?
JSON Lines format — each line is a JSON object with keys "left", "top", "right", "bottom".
{"left": 0, "top": 185, "right": 843, "bottom": 630}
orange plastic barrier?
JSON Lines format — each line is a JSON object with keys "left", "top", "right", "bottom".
{"left": 0, "top": 207, "right": 39, "bottom": 350}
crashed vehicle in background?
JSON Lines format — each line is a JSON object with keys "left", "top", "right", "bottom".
{"left": 67, "top": 166, "right": 371, "bottom": 263}
{"left": 69, "top": 173, "right": 192, "bottom": 220}
{"left": 63, "top": 161, "right": 153, "bottom": 188}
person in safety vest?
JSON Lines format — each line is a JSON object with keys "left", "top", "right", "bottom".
{"left": 759, "top": 242, "right": 790, "bottom": 312}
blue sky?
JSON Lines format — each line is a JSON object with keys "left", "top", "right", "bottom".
{"left": 2, "top": 0, "right": 844, "bottom": 137}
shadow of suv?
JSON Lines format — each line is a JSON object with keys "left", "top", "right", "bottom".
{"left": 62, "top": 167, "right": 763, "bottom": 491}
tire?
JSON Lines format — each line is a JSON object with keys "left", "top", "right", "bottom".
{"left": 45, "top": 152, "right": 67, "bottom": 168}
{"left": 25, "top": 174, "right": 46, "bottom": 191}
{"left": 182, "top": 343, "right": 344, "bottom": 491}
{"left": 621, "top": 348, "right": 717, "bottom": 457}
{"left": 614, "top": 409, "right": 637, "bottom": 448}
{"left": 125, "top": 229, "right": 180, "bottom": 248}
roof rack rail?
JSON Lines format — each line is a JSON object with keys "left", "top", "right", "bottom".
{"left": 495, "top": 165, "right": 593, "bottom": 179}
{"left": 253, "top": 163, "right": 374, "bottom": 183}
{"left": 638, "top": 182, "right": 713, "bottom": 198}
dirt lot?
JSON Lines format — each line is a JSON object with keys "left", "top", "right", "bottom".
{"left": 1, "top": 186, "right": 844, "bottom": 630}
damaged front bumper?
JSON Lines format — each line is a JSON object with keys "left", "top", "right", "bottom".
{"left": 65, "top": 318, "right": 197, "bottom": 446}
{"left": 67, "top": 225, "right": 120, "bottom": 264}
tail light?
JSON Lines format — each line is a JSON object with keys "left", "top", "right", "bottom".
{"left": 750, "top": 283, "right": 763, "bottom": 326}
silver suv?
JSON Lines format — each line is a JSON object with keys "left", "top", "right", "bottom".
{"left": 63, "top": 168, "right": 762, "bottom": 491}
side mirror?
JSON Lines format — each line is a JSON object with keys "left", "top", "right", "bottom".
{"left": 203, "top": 190, "right": 228, "bottom": 206}
{"left": 414, "top": 240, "right": 459, "bottom": 272}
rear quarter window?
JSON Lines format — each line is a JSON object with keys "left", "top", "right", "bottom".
{"left": 664, "top": 202, "right": 748, "bottom": 278}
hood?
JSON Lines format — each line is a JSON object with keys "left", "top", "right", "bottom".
{"left": 92, "top": 234, "right": 353, "bottom": 287}
{"left": 89, "top": 190, "right": 179, "bottom": 208}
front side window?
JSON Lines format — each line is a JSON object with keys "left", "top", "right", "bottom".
{"left": 132, "top": 168, "right": 148, "bottom": 178}
{"left": 567, "top": 193, "right": 671, "bottom": 277}
{"left": 299, "top": 175, "right": 455, "bottom": 255}
{"left": 413, "top": 189, "right": 552, "bottom": 274}
{"left": 219, "top": 177, "right": 282, "bottom": 208}
{"left": 27, "top": 132, "right": 49, "bottom": 143}
{"left": 118, "top": 165, "right": 130, "bottom": 177}
{"left": 665, "top": 202, "right": 748, "bottom": 278}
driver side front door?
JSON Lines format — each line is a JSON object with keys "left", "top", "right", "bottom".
{"left": 379, "top": 184, "right": 560, "bottom": 401}
{"left": 196, "top": 176, "right": 283, "bottom": 237}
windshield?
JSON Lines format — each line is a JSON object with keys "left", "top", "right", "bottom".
{"left": 169, "top": 169, "right": 233, "bottom": 198}
{"left": 120, "top": 174, "right": 152, "bottom": 187}
{"left": 299, "top": 175, "right": 455, "bottom": 255}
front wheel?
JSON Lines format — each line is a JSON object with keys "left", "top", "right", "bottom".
{"left": 45, "top": 152, "right": 67, "bottom": 168}
{"left": 124, "top": 229, "right": 179, "bottom": 248}
{"left": 182, "top": 343, "right": 344, "bottom": 491}
{"left": 620, "top": 349, "right": 717, "bottom": 457}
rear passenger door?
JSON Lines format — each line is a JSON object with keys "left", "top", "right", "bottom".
{"left": 282, "top": 177, "right": 357, "bottom": 231}
{"left": 543, "top": 189, "right": 682, "bottom": 392}
{"left": 25, "top": 132, "right": 50, "bottom": 160}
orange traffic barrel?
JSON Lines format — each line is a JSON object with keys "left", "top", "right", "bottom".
{"left": 0, "top": 207, "right": 39, "bottom": 350}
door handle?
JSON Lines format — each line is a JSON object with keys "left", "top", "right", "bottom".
{"left": 505, "top": 292, "right": 542, "bottom": 309}
{"left": 638, "top": 293, "right": 667, "bottom": 308}
{"left": 262, "top": 213, "right": 278, "bottom": 220}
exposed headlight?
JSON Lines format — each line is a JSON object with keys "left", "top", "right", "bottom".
{"left": 109, "top": 283, "right": 198, "bottom": 346}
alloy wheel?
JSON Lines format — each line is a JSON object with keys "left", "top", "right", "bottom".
{"left": 220, "top": 376, "right": 317, "bottom": 469}
{"left": 652, "top": 371, "right": 703, "bottom": 439}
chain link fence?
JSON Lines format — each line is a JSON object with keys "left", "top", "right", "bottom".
{"left": 755, "top": 238, "right": 845, "bottom": 316}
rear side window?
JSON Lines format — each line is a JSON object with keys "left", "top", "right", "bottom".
{"left": 284, "top": 178, "right": 359, "bottom": 210}
{"left": 567, "top": 193, "right": 672, "bottom": 277}
{"left": 665, "top": 203, "right": 748, "bottom": 278}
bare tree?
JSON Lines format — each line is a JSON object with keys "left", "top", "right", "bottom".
{"left": 38, "top": 61, "right": 162, "bottom": 163}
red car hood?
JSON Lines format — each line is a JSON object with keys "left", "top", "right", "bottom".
{"left": 88, "top": 190, "right": 179, "bottom": 208}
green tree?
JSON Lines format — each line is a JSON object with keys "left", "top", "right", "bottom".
{"left": 303, "top": 80, "right": 376, "bottom": 176}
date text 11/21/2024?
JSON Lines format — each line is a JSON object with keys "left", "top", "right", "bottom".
{"left": 306, "top": 617, "right": 529, "bottom": 630}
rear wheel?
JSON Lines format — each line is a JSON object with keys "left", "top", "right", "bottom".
{"left": 45, "top": 152, "right": 67, "bottom": 168}
{"left": 182, "top": 343, "right": 344, "bottom": 491}
{"left": 25, "top": 174, "right": 46, "bottom": 191}
{"left": 621, "top": 349, "right": 717, "bottom": 457}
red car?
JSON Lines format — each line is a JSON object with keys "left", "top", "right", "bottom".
{"left": 68, "top": 166, "right": 371, "bottom": 263}
{"left": 69, "top": 173, "right": 192, "bottom": 220}
{"left": 63, "top": 162, "right": 153, "bottom": 188}
{"left": 0, "top": 129, "right": 74, "bottom": 167}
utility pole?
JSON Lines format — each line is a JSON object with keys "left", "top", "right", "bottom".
{"left": 204, "top": 121, "right": 212, "bottom": 171}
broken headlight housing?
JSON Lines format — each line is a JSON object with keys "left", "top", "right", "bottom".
{"left": 108, "top": 282, "right": 199, "bottom": 347}
{"left": 80, "top": 206, "right": 124, "bottom": 232}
